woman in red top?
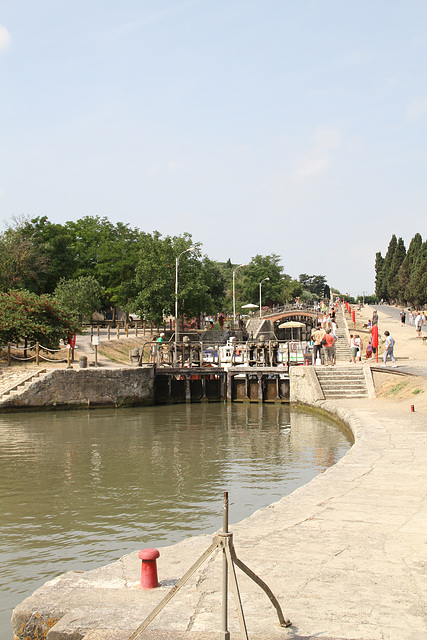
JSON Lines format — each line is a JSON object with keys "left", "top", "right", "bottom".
{"left": 322, "top": 329, "right": 336, "bottom": 366}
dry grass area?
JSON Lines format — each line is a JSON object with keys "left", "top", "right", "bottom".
{"left": 97, "top": 337, "right": 153, "bottom": 364}
{"left": 376, "top": 376, "right": 426, "bottom": 400}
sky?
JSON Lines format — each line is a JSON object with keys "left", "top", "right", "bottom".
{"left": 1, "top": 1, "right": 427, "bottom": 298}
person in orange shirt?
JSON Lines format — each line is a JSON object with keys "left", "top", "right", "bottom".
{"left": 322, "top": 329, "right": 336, "bottom": 366}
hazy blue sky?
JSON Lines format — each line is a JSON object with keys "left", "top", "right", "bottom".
{"left": 1, "top": 1, "right": 426, "bottom": 297}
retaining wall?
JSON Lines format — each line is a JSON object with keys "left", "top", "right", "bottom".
{"left": 0, "top": 367, "right": 155, "bottom": 410}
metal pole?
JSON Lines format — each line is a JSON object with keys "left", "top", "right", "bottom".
{"left": 174, "top": 246, "right": 195, "bottom": 366}
{"left": 175, "top": 255, "right": 179, "bottom": 366}
{"left": 221, "top": 491, "right": 230, "bottom": 640}
{"left": 233, "top": 270, "right": 236, "bottom": 329}
{"left": 233, "top": 264, "right": 245, "bottom": 328}
{"left": 259, "top": 277, "right": 269, "bottom": 318}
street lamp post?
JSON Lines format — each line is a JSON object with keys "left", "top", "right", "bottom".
{"left": 259, "top": 277, "right": 270, "bottom": 318}
{"left": 175, "top": 246, "right": 195, "bottom": 365}
{"left": 232, "top": 263, "right": 246, "bottom": 328}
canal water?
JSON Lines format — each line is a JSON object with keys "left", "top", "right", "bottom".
{"left": 0, "top": 403, "right": 352, "bottom": 637}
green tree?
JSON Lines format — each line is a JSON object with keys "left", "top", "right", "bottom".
{"left": 19, "top": 216, "right": 76, "bottom": 293}
{"left": 0, "top": 290, "right": 79, "bottom": 348}
{"left": 388, "top": 237, "right": 406, "bottom": 301}
{"left": 65, "top": 216, "right": 140, "bottom": 309}
{"left": 407, "top": 240, "right": 427, "bottom": 307}
{"left": 131, "top": 232, "right": 226, "bottom": 324}
{"left": 240, "top": 254, "right": 285, "bottom": 308}
{"left": 298, "top": 274, "right": 327, "bottom": 297}
{"left": 54, "top": 276, "right": 105, "bottom": 321}
{"left": 401, "top": 233, "right": 423, "bottom": 303}
{"left": 379, "top": 235, "right": 397, "bottom": 300}
{"left": 280, "top": 276, "right": 303, "bottom": 302}
{"left": 375, "top": 252, "right": 385, "bottom": 299}
{"left": 0, "top": 221, "right": 50, "bottom": 293}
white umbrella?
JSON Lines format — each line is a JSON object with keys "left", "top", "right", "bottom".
{"left": 278, "top": 320, "right": 306, "bottom": 340}
{"left": 278, "top": 321, "right": 305, "bottom": 328}
{"left": 241, "top": 303, "right": 259, "bottom": 308}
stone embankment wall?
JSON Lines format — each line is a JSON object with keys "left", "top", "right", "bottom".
{"left": 0, "top": 368, "right": 154, "bottom": 410}
{"left": 289, "top": 366, "right": 324, "bottom": 402}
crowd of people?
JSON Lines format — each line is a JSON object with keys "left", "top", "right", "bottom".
{"left": 310, "top": 303, "right": 426, "bottom": 367}
{"left": 310, "top": 305, "right": 339, "bottom": 366}
{"left": 398, "top": 308, "right": 426, "bottom": 338}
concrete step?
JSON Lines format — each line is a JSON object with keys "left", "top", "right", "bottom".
{"left": 0, "top": 369, "right": 48, "bottom": 399}
{"left": 321, "top": 390, "right": 368, "bottom": 398}
{"left": 314, "top": 359, "right": 369, "bottom": 398}
{"left": 319, "top": 381, "right": 367, "bottom": 389}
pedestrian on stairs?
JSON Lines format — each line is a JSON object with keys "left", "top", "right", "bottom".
{"left": 350, "top": 334, "right": 357, "bottom": 364}
{"left": 322, "top": 329, "right": 336, "bottom": 366}
{"left": 354, "top": 334, "right": 363, "bottom": 362}
{"left": 311, "top": 324, "right": 326, "bottom": 365}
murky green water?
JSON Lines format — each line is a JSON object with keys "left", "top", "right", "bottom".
{"left": 0, "top": 403, "right": 352, "bottom": 637}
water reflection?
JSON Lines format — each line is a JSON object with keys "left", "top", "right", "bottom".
{"left": 0, "top": 403, "right": 351, "bottom": 637}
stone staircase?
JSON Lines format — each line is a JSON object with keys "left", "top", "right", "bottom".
{"left": 334, "top": 308, "right": 352, "bottom": 362}
{"left": 0, "top": 368, "right": 48, "bottom": 402}
{"left": 315, "top": 366, "right": 369, "bottom": 399}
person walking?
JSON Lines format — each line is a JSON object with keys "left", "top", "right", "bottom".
{"left": 311, "top": 324, "right": 326, "bottom": 365}
{"left": 415, "top": 312, "right": 423, "bottom": 338}
{"left": 382, "top": 331, "right": 397, "bottom": 367}
{"left": 322, "top": 329, "right": 336, "bottom": 366}
{"left": 349, "top": 334, "right": 357, "bottom": 364}
{"left": 372, "top": 309, "right": 378, "bottom": 326}
{"left": 354, "top": 334, "right": 363, "bottom": 362}
{"left": 400, "top": 309, "right": 406, "bottom": 326}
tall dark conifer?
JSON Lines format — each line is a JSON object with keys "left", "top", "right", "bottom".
{"left": 375, "top": 252, "right": 385, "bottom": 299}
{"left": 400, "top": 233, "right": 422, "bottom": 302}
{"left": 388, "top": 237, "right": 406, "bottom": 302}
{"left": 408, "top": 240, "right": 427, "bottom": 307}
{"left": 379, "top": 235, "right": 397, "bottom": 301}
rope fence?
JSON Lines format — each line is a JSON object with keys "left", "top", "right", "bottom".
{"left": 1, "top": 342, "right": 70, "bottom": 366}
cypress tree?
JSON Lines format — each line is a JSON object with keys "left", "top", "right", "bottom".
{"left": 388, "top": 237, "right": 406, "bottom": 302}
{"left": 401, "top": 233, "right": 423, "bottom": 303}
{"left": 379, "top": 235, "right": 397, "bottom": 301}
{"left": 408, "top": 240, "right": 427, "bottom": 307}
{"left": 375, "top": 252, "right": 385, "bottom": 299}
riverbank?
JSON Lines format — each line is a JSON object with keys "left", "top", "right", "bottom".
{"left": 10, "top": 305, "right": 427, "bottom": 639}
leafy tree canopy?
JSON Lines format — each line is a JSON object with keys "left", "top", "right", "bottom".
{"left": 240, "top": 254, "right": 285, "bottom": 307}
{"left": 0, "top": 290, "right": 79, "bottom": 348}
{"left": 298, "top": 274, "right": 327, "bottom": 297}
{"left": 131, "top": 232, "right": 226, "bottom": 324}
{"left": 0, "top": 218, "right": 50, "bottom": 293}
{"left": 54, "top": 276, "right": 105, "bottom": 320}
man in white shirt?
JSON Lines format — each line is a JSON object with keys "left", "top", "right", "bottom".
{"left": 415, "top": 313, "right": 423, "bottom": 338}
{"left": 382, "top": 331, "right": 397, "bottom": 367}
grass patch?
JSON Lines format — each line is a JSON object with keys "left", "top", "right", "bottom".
{"left": 389, "top": 381, "right": 410, "bottom": 395}
{"left": 412, "top": 388, "right": 424, "bottom": 395}
{"left": 98, "top": 338, "right": 152, "bottom": 365}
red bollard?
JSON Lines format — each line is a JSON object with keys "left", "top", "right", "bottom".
{"left": 411, "top": 405, "right": 415, "bottom": 412}
{"left": 138, "top": 548, "right": 160, "bottom": 589}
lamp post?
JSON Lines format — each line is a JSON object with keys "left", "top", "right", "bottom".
{"left": 259, "top": 277, "right": 270, "bottom": 318}
{"left": 175, "top": 246, "right": 195, "bottom": 365}
{"left": 232, "top": 263, "right": 246, "bottom": 328}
